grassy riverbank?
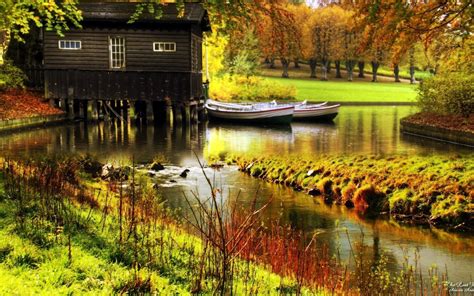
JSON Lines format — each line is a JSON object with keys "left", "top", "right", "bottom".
{"left": 0, "top": 158, "right": 305, "bottom": 295}
{"left": 0, "top": 155, "right": 452, "bottom": 294}
{"left": 225, "top": 154, "right": 473, "bottom": 231}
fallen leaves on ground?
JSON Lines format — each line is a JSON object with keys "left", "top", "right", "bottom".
{"left": 405, "top": 112, "right": 474, "bottom": 134}
{"left": 0, "top": 89, "right": 64, "bottom": 120}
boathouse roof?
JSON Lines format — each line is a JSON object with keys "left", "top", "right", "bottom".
{"left": 79, "top": 2, "right": 211, "bottom": 31}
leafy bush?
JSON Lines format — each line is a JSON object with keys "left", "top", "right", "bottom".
{"left": 417, "top": 72, "right": 474, "bottom": 116}
{"left": 0, "top": 61, "right": 26, "bottom": 90}
{"left": 209, "top": 74, "right": 296, "bottom": 102}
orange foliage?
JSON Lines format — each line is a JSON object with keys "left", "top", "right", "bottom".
{"left": 0, "top": 89, "right": 63, "bottom": 120}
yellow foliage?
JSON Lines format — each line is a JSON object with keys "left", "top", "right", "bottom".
{"left": 209, "top": 74, "right": 296, "bottom": 102}
{"left": 203, "top": 30, "right": 228, "bottom": 79}
{"left": 302, "top": 5, "right": 354, "bottom": 60}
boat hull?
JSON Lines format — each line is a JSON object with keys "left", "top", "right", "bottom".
{"left": 293, "top": 105, "right": 340, "bottom": 122}
{"left": 206, "top": 106, "right": 294, "bottom": 124}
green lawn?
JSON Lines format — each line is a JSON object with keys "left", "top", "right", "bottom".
{"left": 265, "top": 76, "right": 418, "bottom": 103}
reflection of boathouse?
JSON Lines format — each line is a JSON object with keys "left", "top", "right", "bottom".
{"left": 16, "top": 3, "right": 211, "bottom": 124}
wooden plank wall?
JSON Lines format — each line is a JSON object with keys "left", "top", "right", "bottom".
{"left": 43, "top": 26, "right": 191, "bottom": 72}
{"left": 45, "top": 70, "right": 195, "bottom": 102}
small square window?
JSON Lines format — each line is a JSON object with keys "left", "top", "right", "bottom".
{"left": 59, "top": 40, "right": 81, "bottom": 50}
{"left": 153, "top": 42, "right": 176, "bottom": 52}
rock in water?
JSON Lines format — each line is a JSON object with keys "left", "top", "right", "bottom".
{"left": 180, "top": 169, "right": 190, "bottom": 178}
{"left": 81, "top": 158, "right": 103, "bottom": 178}
{"left": 101, "top": 163, "right": 114, "bottom": 179}
{"left": 150, "top": 162, "right": 165, "bottom": 171}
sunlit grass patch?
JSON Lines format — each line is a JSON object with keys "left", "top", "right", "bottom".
{"left": 264, "top": 77, "right": 418, "bottom": 103}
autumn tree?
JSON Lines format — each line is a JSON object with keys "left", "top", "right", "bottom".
{"left": 356, "top": 0, "right": 472, "bottom": 79}
{"left": 343, "top": 19, "right": 359, "bottom": 82}
{"left": 309, "top": 5, "right": 352, "bottom": 80}
{"left": 256, "top": 3, "right": 301, "bottom": 78}
{"left": 286, "top": 3, "right": 312, "bottom": 68}
{"left": 0, "top": 0, "right": 82, "bottom": 65}
{"left": 301, "top": 10, "right": 319, "bottom": 78}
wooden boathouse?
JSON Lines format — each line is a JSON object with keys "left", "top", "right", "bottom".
{"left": 43, "top": 2, "right": 211, "bottom": 124}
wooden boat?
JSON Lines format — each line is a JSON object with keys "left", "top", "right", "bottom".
{"left": 205, "top": 103, "right": 294, "bottom": 124}
{"left": 205, "top": 99, "right": 338, "bottom": 122}
{"left": 206, "top": 99, "right": 327, "bottom": 110}
{"left": 294, "top": 104, "right": 340, "bottom": 121}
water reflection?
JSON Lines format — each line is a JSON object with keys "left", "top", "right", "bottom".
{"left": 0, "top": 106, "right": 473, "bottom": 281}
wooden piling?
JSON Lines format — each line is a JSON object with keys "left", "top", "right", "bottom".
{"left": 90, "top": 100, "right": 99, "bottom": 121}
{"left": 173, "top": 104, "right": 183, "bottom": 125}
{"left": 165, "top": 98, "right": 173, "bottom": 126}
{"left": 60, "top": 98, "right": 67, "bottom": 111}
{"left": 78, "top": 100, "right": 85, "bottom": 119}
{"left": 146, "top": 100, "right": 154, "bottom": 122}
{"left": 183, "top": 102, "right": 191, "bottom": 126}
{"left": 191, "top": 101, "right": 199, "bottom": 123}
{"left": 67, "top": 99, "right": 75, "bottom": 120}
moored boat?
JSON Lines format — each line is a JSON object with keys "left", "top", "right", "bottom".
{"left": 294, "top": 104, "right": 340, "bottom": 121}
{"left": 206, "top": 99, "right": 328, "bottom": 110}
{"left": 205, "top": 103, "right": 295, "bottom": 124}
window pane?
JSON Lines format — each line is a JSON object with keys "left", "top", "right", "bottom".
{"left": 110, "top": 37, "right": 126, "bottom": 69}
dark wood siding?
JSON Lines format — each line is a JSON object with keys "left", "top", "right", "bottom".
{"left": 45, "top": 70, "right": 194, "bottom": 101}
{"left": 43, "top": 26, "right": 191, "bottom": 72}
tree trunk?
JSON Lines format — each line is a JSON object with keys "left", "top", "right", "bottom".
{"left": 394, "top": 64, "right": 401, "bottom": 82}
{"left": 321, "top": 59, "right": 329, "bottom": 81}
{"left": 346, "top": 60, "right": 355, "bottom": 81}
{"left": 294, "top": 58, "right": 300, "bottom": 68}
{"left": 371, "top": 61, "right": 379, "bottom": 82}
{"left": 0, "top": 29, "right": 11, "bottom": 66}
{"left": 335, "top": 60, "right": 342, "bottom": 78}
{"left": 281, "top": 58, "right": 290, "bottom": 78}
{"left": 268, "top": 58, "right": 275, "bottom": 69}
{"left": 264, "top": 57, "right": 270, "bottom": 64}
{"left": 409, "top": 48, "right": 416, "bottom": 84}
{"left": 358, "top": 61, "right": 365, "bottom": 78}
{"left": 309, "top": 58, "right": 317, "bottom": 78}
{"left": 327, "top": 61, "right": 332, "bottom": 74}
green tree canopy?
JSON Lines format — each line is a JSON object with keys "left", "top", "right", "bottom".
{"left": 0, "top": 0, "right": 82, "bottom": 65}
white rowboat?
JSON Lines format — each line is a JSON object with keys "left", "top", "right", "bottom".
{"left": 205, "top": 103, "right": 295, "bottom": 124}
{"left": 294, "top": 104, "right": 340, "bottom": 121}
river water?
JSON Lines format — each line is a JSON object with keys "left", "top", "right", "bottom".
{"left": 0, "top": 106, "right": 473, "bottom": 282}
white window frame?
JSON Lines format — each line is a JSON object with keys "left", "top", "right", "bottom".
{"left": 109, "top": 36, "right": 126, "bottom": 69}
{"left": 58, "top": 40, "right": 81, "bottom": 50}
{"left": 153, "top": 42, "right": 176, "bottom": 52}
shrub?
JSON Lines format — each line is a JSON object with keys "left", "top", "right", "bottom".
{"left": 209, "top": 74, "right": 296, "bottom": 102}
{"left": 417, "top": 72, "right": 474, "bottom": 116}
{"left": 0, "top": 61, "right": 26, "bottom": 90}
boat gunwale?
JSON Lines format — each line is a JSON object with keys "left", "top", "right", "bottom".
{"left": 205, "top": 105, "right": 295, "bottom": 114}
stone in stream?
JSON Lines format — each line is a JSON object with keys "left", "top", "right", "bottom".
{"left": 150, "top": 162, "right": 165, "bottom": 171}
{"left": 180, "top": 169, "right": 190, "bottom": 178}
{"left": 81, "top": 158, "right": 103, "bottom": 178}
{"left": 101, "top": 163, "right": 114, "bottom": 179}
